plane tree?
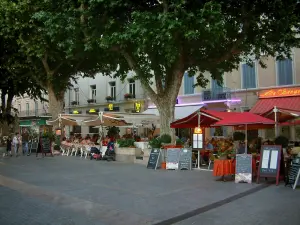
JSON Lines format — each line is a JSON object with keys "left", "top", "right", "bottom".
{"left": 81, "top": 0, "right": 300, "bottom": 137}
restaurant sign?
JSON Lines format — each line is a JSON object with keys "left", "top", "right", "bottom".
{"left": 259, "top": 87, "right": 300, "bottom": 99}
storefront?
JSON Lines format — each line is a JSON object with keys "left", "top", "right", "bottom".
{"left": 250, "top": 86, "right": 300, "bottom": 141}
{"left": 19, "top": 118, "right": 52, "bottom": 134}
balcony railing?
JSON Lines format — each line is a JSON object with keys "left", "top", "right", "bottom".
{"left": 17, "top": 109, "right": 51, "bottom": 117}
{"left": 201, "top": 87, "right": 232, "bottom": 101}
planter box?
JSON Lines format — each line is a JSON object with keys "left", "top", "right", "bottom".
{"left": 115, "top": 147, "right": 142, "bottom": 163}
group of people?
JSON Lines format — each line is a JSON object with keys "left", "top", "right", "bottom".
{"left": 5, "top": 129, "right": 30, "bottom": 157}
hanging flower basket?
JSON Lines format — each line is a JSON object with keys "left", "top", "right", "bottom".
{"left": 105, "top": 96, "right": 113, "bottom": 101}
{"left": 124, "top": 93, "right": 133, "bottom": 99}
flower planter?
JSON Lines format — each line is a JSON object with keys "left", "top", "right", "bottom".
{"left": 115, "top": 147, "right": 142, "bottom": 163}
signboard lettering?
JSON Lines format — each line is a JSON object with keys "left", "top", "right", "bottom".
{"left": 257, "top": 145, "right": 281, "bottom": 185}
{"left": 179, "top": 148, "right": 192, "bottom": 170}
{"left": 235, "top": 154, "right": 252, "bottom": 183}
{"left": 147, "top": 149, "right": 160, "bottom": 169}
{"left": 166, "top": 148, "right": 181, "bottom": 170}
{"left": 259, "top": 87, "right": 300, "bottom": 98}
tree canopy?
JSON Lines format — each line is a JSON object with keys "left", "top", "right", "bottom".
{"left": 1, "top": 0, "right": 300, "bottom": 136}
{"left": 0, "top": 0, "right": 102, "bottom": 120}
{"left": 82, "top": 0, "right": 300, "bottom": 135}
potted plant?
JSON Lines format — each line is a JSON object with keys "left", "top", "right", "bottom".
{"left": 124, "top": 93, "right": 132, "bottom": 99}
{"left": 71, "top": 101, "right": 78, "bottom": 105}
{"left": 87, "top": 99, "right": 96, "bottom": 104}
{"left": 105, "top": 96, "right": 113, "bottom": 101}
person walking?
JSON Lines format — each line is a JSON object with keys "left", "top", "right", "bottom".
{"left": 13, "top": 132, "right": 20, "bottom": 157}
{"left": 6, "top": 136, "right": 12, "bottom": 157}
{"left": 22, "top": 129, "right": 30, "bottom": 156}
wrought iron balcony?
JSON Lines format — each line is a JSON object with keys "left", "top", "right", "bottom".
{"left": 17, "top": 109, "right": 51, "bottom": 118}
{"left": 201, "top": 87, "right": 232, "bottom": 101}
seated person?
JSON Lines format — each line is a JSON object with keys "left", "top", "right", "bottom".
{"left": 106, "top": 138, "right": 115, "bottom": 156}
{"left": 291, "top": 142, "right": 300, "bottom": 155}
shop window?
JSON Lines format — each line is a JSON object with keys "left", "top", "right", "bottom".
{"left": 241, "top": 63, "right": 256, "bottom": 89}
{"left": 35, "top": 101, "right": 38, "bottom": 116}
{"left": 276, "top": 58, "right": 293, "bottom": 86}
{"left": 184, "top": 72, "right": 194, "bottom": 95}
{"left": 73, "top": 126, "right": 81, "bottom": 134}
{"left": 89, "top": 126, "right": 99, "bottom": 134}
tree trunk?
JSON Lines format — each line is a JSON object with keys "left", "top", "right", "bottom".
{"left": 156, "top": 100, "right": 176, "bottom": 140}
{"left": 47, "top": 84, "right": 64, "bottom": 129}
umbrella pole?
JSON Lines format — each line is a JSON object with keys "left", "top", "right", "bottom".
{"left": 245, "top": 124, "right": 247, "bottom": 154}
{"left": 274, "top": 106, "right": 278, "bottom": 137}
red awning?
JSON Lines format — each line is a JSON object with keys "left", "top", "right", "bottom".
{"left": 250, "top": 96, "right": 300, "bottom": 115}
{"left": 260, "top": 107, "right": 300, "bottom": 122}
{"left": 170, "top": 109, "right": 229, "bottom": 128}
{"left": 212, "top": 112, "right": 275, "bottom": 130}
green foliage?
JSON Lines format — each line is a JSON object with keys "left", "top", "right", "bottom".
{"left": 160, "top": 134, "right": 172, "bottom": 143}
{"left": 233, "top": 132, "right": 246, "bottom": 141}
{"left": 106, "top": 126, "right": 120, "bottom": 138}
{"left": 118, "top": 139, "right": 135, "bottom": 148}
{"left": 274, "top": 135, "right": 289, "bottom": 148}
{"left": 149, "top": 138, "right": 162, "bottom": 149}
{"left": 42, "top": 131, "right": 56, "bottom": 142}
{"left": 176, "top": 138, "right": 184, "bottom": 146}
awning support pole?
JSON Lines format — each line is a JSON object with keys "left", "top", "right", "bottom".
{"left": 274, "top": 106, "right": 278, "bottom": 137}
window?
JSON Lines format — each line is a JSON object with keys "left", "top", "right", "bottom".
{"left": 109, "top": 81, "right": 116, "bottom": 100}
{"left": 18, "top": 104, "right": 21, "bottom": 113}
{"left": 73, "top": 126, "right": 81, "bottom": 134}
{"left": 90, "top": 85, "right": 96, "bottom": 102}
{"left": 128, "top": 79, "right": 135, "bottom": 97}
{"left": 184, "top": 72, "right": 194, "bottom": 94}
{"left": 241, "top": 63, "right": 257, "bottom": 89}
{"left": 276, "top": 58, "right": 293, "bottom": 85}
{"left": 74, "top": 88, "right": 79, "bottom": 104}
{"left": 193, "top": 133, "right": 203, "bottom": 149}
{"left": 26, "top": 103, "right": 29, "bottom": 116}
{"left": 35, "top": 101, "right": 38, "bottom": 116}
{"left": 211, "top": 79, "right": 223, "bottom": 91}
{"left": 89, "top": 126, "right": 99, "bottom": 134}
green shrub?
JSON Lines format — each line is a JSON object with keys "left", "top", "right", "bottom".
{"left": 149, "top": 138, "right": 162, "bottom": 148}
{"left": 160, "top": 134, "right": 171, "bottom": 143}
{"left": 176, "top": 139, "right": 184, "bottom": 145}
{"left": 118, "top": 139, "right": 135, "bottom": 147}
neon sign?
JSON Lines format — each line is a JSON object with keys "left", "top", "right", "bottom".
{"left": 134, "top": 102, "right": 141, "bottom": 113}
{"left": 108, "top": 103, "right": 114, "bottom": 111}
{"left": 259, "top": 87, "right": 300, "bottom": 98}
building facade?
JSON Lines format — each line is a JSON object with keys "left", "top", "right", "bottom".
{"left": 13, "top": 49, "right": 300, "bottom": 140}
{"left": 146, "top": 49, "right": 300, "bottom": 141}
{"left": 64, "top": 73, "right": 147, "bottom": 135}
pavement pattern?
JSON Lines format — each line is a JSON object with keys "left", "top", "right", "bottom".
{"left": 0, "top": 155, "right": 299, "bottom": 225}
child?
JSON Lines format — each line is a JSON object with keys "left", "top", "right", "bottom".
{"left": 6, "top": 136, "right": 12, "bottom": 157}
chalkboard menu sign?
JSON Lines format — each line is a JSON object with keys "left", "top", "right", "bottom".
{"left": 166, "top": 148, "right": 181, "bottom": 170}
{"left": 147, "top": 149, "right": 161, "bottom": 169}
{"left": 39, "top": 137, "right": 53, "bottom": 157}
{"left": 257, "top": 145, "right": 281, "bottom": 185}
{"left": 179, "top": 148, "right": 192, "bottom": 170}
{"left": 235, "top": 154, "right": 252, "bottom": 184}
{"left": 286, "top": 157, "right": 300, "bottom": 189}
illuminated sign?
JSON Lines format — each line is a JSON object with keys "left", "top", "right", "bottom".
{"left": 73, "top": 110, "right": 79, "bottom": 114}
{"left": 134, "top": 102, "right": 141, "bottom": 113}
{"left": 194, "top": 127, "right": 203, "bottom": 134}
{"left": 89, "top": 109, "right": 96, "bottom": 113}
{"left": 108, "top": 103, "right": 114, "bottom": 111}
{"left": 259, "top": 87, "right": 300, "bottom": 98}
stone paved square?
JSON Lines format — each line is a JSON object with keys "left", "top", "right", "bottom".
{"left": 0, "top": 155, "right": 299, "bottom": 225}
